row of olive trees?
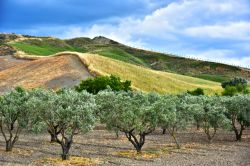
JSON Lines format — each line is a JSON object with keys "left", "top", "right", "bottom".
{"left": 96, "top": 90, "right": 250, "bottom": 151}
{"left": 0, "top": 87, "right": 249, "bottom": 160}
{"left": 0, "top": 88, "right": 97, "bottom": 160}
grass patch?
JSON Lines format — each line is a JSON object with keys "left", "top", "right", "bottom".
{"left": 9, "top": 41, "right": 83, "bottom": 56}
{"left": 115, "top": 150, "right": 161, "bottom": 159}
{"left": 0, "top": 147, "right": 34, "bottom": 157}
{"left": 92, "top": 46, "right": 148, "bottom": 66}
{"left": 32, "top": 157, "right": 101, "bottom": 166}
{"left": 194, "top": 74, "right": 230, "bottom": 83}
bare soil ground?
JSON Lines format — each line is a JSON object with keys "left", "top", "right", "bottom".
{"left": 0, "top": 55, "right": 92, "bottom": 94}
{"left": 0, "top": 55, "right": 27, "bottom": 71}
{"left": 0, "top": 128, "right": 249, "bottom": 166}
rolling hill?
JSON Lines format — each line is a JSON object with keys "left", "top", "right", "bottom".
{"left": 1, "top": 52, "right": 222, "bottom": 95}
{"left": 1, "top": 33, "right": 249, "bottom": 83}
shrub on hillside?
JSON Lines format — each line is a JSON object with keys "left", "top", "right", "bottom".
{"left": 187, "top": 88, "right": 205, "bottom": 96}
{"left": 75, "top": 75, "right": 131, "bottom": 94}
{"left": 221, "top": 77, "right": 249, "bottom": 96}
{"left": 221, "top": 77, "right": 248, "bottom": 89}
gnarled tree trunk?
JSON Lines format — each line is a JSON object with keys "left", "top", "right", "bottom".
{"left": 60, "top": 139, "right": 72, "bottom": 160}
{"left": 48, "top": 125, "right": 61, "bottom": 143}
{"left": 124, "top": 129, "right": 149, "bottom": 154}
{"left": 162, "top": 128, "right": 166, "bottom": 135}
{"left": 55, "top": 126, "right": 76, "bottom": 160}
{"left": 167, "top": 126, "right": 181, "bottom": 149}
{"left": 231, "top": 116, "right": 245, "bottom": 141}
{"left": 204, "top": 127, "right": 217, "bottom": 143}
{"left": 0, "top": 122, "right": 21, "bottom": 152}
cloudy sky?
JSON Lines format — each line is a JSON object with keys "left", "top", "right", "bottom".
{"left": 1, "top": 0, "right": 250, "bottom": 67}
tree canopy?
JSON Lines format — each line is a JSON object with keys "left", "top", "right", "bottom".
{"left": 97, "top": 91, "right": 160, "bottom": 153}
{"left": 189, "top": 96, "right": 230, "bottom": 142}
{"left": 75, "top": 75, "right": 131, "bottom": 94}
{"left": 222, "top": 95, "right": 250, "bottom": 141}
{"left": 0, "top": 87, "right": 30, "bottom": 151}
{"left": 221, "top": 77, "right": 249, "bottom": 96}
{"left": 187, "top": 88, "right": 205, "bottom": 96}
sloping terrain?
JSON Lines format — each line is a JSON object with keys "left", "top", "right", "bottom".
{"left": 0, "top": 55, "right": 92, "bottom": 93}
{"left": 3, "top": 33, "right": 249, "bottom": 83}
{"left": 13, "top": 52, "right": 222, "bottom": 94}
{"left": 79, "top": 53, "right": 222, "bottom": 94}
{"left": 0, "top": 55, "right": 27, "bottom": 71}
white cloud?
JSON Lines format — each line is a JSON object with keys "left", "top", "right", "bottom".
{"left": 56, "top": 0, "right": 250, "bottom": 68}
{"left": 60, "top": 0, "right": 250, "bottom": 41}
{"left": 188, "top": 49, "right": 250, "bottom": 68}
{"left": 185, "top": 22, "right": 250, "bottom": 40}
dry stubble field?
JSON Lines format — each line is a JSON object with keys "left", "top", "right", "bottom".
{"left": 0, "top": 127, "right": 249, "bottom": 166}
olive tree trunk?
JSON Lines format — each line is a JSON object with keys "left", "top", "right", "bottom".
{"left": 48, "top": 125, "right": 61, "bottom": 143}
{"left": 204, "top": 127, "right": 217, "bottom": 143}
{"left": 232, "top": 117, "right": 245, "bottom": 141}
{"left": 0, "top": 123, "right": 21, "bottom": 152}
{"left": 167, "top": 127, "right": 181, "bottom": 149}
{"left": 123, "top": 129, "right": 153, "bottom": 154}
{"left": 55, "top": 126, "right": 77, "bottom": 160}
{"left": 162, "top": 128, "right": 166, "bottom": 135}
{"left": 60, "top": 139, "right": 72, "bottom": 160}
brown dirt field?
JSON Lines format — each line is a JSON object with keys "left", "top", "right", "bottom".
{"left": 0, "top": 55, "right": 92, "bottom": 94}
{"left": 0, "top": 128, "right": 249, "bottom": 166}
{"left": 0, "top": 55, "right": 27, "bottom": 71}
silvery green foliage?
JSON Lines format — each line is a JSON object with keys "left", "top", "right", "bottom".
{"left": 222, "top": 95, "right": 250, "bottom": 141}
{"left": 155, "top": 94, "right": 177, "bottom": 129}
{"left": 98, "top": 91, "right": 160, "bottom": 152}
{"left": 104, "top": 91, "right": 159, "bottom": 133}
{"left": 0, "top": 88, "right": 30, "bottom": 129}
{"left": 0, "top": 87, "right": 30, "bottom": 151}
{"left": 189, "top": 95, "right": 230, "bottom": 142}
{"left": 156, "top": 94, "right": 194, "bottom": 130}
{"left": 223, "top": 95, "right": 250, "bottom": 126}
{"left": 27, "top": 88, "right": 55, "bottom": 133}
{"left": 155, "top": 93, "right": 192, "bottom": 148}
{"left": 95, "top": 89, "right": 117, "bottom": 124}
{"left": 56, "top": 89, "right": 97, "bottom": 134}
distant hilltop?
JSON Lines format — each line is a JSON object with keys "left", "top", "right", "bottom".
{"left": 0, "top": 33, "right": 249, "bottom": 82}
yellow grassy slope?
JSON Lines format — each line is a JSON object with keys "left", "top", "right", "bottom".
{"left": 80, "top": 53, "right": 222, "bottom": 94}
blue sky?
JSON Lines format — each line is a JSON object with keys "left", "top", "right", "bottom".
{"left": 1, "top": 0, "right": 250, "bottom": 67}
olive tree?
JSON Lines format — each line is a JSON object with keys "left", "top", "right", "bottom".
{"left": 156, "top": 94, "right": 192, "bottom": 148}
{"left": 95, "top": 90, "right": 120, "bottom": 138}
{"left": 190, "top": 96, "right": 230, "bottom": 143}
{"left": 28, "top": 89, "right": 60, "bottom": 142}
{"left": 223, "top": 95, "right": 250, "bottom": 141}
{"left": 101, "top": 91, "right": 159, "bottom": 153}
{"left": 0, "top": 87, "right": 30, "bottom": 151}
{"left": 30, "top": 89, "right": 96, "bottom": 160}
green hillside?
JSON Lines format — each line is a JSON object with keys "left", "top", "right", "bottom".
{"left": 3, "top": 34, "right": 250, "bottom": 83}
